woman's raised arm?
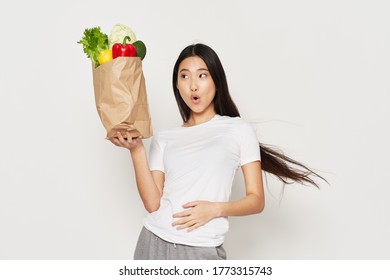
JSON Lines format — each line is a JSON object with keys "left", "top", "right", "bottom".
{"left": 110, "top": 131, "right": 164, "bottom": 213}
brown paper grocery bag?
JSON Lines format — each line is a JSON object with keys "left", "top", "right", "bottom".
{"left": 92, "top": 57, "right": 153, "bottom": 139}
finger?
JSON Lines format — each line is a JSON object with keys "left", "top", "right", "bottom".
{"left": 110, "top": 137, "right": 121, "bottom": 146}
{"left": 182, "top": 201, "right": 199, "bottom": 208}
{"left": 172, "top": 209, "right": 191, "bottom": 218}
{"left": 187, "top": 223, "right": 203, "bottom": 232}
{"left": 172, "top": 213, "right": 196, "bottom": 226}
{"left": 177, "top": 220, "right": 197, "bottom": 230}
{"left": 187, "top": 218, "right": 209, "bottom": 232}
{"left": 118, "top": 132, "right": 131, "bottom": 145}
{"left": 125, "top": 132, "right": 133, "bottom": 143}
{"left": 134, "top": 136, "right": 143, "bottom": 144}
{"left": 116, "top": 132, "right": 124, "bottom": 142}
{"left": 128, "top": 135, "right": 142, "bottom": 145}
{"left": 172, "top": 217, "right": 188, "bottom": 227}
{"left": 187, "top": 224, "right": 199, "bottom": 232}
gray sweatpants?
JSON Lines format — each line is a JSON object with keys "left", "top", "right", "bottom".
{"left": 133, "top": 227, "right": 227, "bottom": 260}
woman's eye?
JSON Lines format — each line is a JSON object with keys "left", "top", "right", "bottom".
{"left": 199, "top": 73, "right": 207, "bottom": 78}
{"left": 180, "top": 74, "right": 188, "bottom": 79}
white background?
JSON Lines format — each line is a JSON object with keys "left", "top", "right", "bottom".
{"left": 0, "top": 0, "right": 389, "bottom": 259}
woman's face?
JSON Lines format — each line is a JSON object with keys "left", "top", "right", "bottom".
{"left": 176, "top": 56, "right": 216, "bottom": 118}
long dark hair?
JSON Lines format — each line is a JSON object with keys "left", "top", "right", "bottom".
{"left": 172, "top": 43, "right": 327, "bottom": 188}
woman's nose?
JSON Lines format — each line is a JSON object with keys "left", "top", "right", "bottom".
{"left": 190, "top": 81, "right": 198, "bottom": 92}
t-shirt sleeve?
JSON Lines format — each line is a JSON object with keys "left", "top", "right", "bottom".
{"left": 148, "top": 135, "right": 165, "bottom": 172}
{"left": 239, "top": 121, "right": 261, "bottom": 166}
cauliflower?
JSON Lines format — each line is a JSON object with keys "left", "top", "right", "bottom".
{"left": 108, "top": 23, "right": 137, "bottom": 49}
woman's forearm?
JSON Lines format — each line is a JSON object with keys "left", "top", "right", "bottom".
{"left": 218, "top": 193, "right": 264, "bottom": 217}
{"left": 130, "top": 145, "right": 162, "bottom": 213}
{"left": 218, "top": 161, "right": 265, "bottom": 217}
{"left": 171, "top": 194, "right": 264, "bottom": 232}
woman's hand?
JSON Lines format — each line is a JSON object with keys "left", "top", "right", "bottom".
{"left": 172, "top": 201, "right": 222, "bottom": 232}
{"left": 110, "top": 131, "right": 143, "bottom": 151}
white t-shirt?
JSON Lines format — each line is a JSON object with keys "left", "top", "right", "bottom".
{"left": 144, "top": 114, "right": 261, "bottom": 247}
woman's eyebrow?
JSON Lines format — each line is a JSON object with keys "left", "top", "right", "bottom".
{"left": 179, "top": 68, "right": 209, "bottom": 72}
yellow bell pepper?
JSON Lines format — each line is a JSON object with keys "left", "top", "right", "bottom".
{"left": 97, "top": 49, "right": 113, "bottom": 65}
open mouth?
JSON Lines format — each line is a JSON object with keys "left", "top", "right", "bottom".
{"left": 191, "top": 95, "right": 200, "bottom": 102}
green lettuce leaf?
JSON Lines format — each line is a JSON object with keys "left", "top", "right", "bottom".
{"left": 77, "top": 27, "right": 109, "bottom": 66}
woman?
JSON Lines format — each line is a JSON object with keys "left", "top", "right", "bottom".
{"left": 111, "top": 43, "right": 325, "bottom": 260}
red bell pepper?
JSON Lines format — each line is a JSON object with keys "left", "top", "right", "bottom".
{"left": 112, "top": 36, "right": 137, "bottom": 59}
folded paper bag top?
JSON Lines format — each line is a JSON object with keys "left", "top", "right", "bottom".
{"left": 92, "top": 57, "right": 153, "bottom": 139}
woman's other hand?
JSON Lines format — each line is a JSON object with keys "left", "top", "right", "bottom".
{"left": 172, "top": 201, "right": 222, "bottom": 232}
